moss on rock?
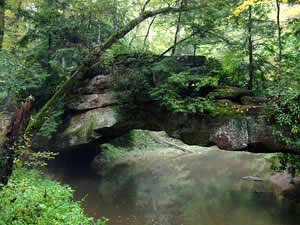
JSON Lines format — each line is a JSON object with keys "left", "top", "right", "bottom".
{"left": 60, "top": 107, "right": 118, "bottom": 148}
{"left": 215, "top": 99, "right": 234, "bottom": 107}
{"left": 210, "top": 106, "right": 246, "bottom": 118}
{"left": 212, "top": 87, "right": 253, "bottom": 100}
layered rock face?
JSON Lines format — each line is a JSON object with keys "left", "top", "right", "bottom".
{"left": 45, "top": 74, "right": 291, "bottom": 154}
{"left": 162, "top": 107, "right": 280, "bottom": 153}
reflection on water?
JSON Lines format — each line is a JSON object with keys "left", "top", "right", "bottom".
{"left": 46, "top": 148, "right": 300, "bottom": 225}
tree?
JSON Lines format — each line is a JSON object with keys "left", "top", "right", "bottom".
{"left": 171, "top": 0, "right": 184, "bottom": 56}
{"left": 0, "top": 0, "right": 4, "bottom": 50}
{"left": 276, "top": 0, "right": 282, "bottom": 93}
{"left": 248, "top": 5, "right": 254, "bottom": 90}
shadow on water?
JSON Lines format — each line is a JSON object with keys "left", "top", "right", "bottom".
{"left": 45, "top": 148, "right": 300, "bottom": 225}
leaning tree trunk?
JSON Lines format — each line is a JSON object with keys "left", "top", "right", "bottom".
{"left": 0, "top": 0, "right": 5, "bottom": 50}
{"left": 0, "top": 97, "right": 33, "bottom": 186}
{"left": 25, "top": 6, "right": 191, "bottom": 137}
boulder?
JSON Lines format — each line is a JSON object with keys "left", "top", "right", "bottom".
{"left": 67, "top": 93, "right": 116, "bottom": 111}
{"left": 161, "top": 106, "right": 283, "bottom": 152}
{"left": 53, "top": 107, "right": 118, "bottom": 151}
{"left": 242, "top": 176, "right": 263, "bottom": 181}
{"left": 72, "top": 75, "right": 111, "bottom": 95}
{"left": 269, "top": 171, "right": 300, "bottom": 203}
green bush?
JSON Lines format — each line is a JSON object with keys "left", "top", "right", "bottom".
{"left": 150, "top": 72, "right": 218, "bottom": 114}
{"left": 100, "top": 130, "right": 162, "bottom": 160}
{"left": 271, "top": 153, "right": 300, "bottom": 177}
{"left": 112, "top": 56, "right": 222, "bottom": 114}
{"left": 269, "top": 88, "right": 300, "bottom": 176}
{"left": 36, "top": 103, "right": 65, "bottom": 139}
{"left": 220, "top": 53, "right": 248, "bottom": 87}
{"left": 0, "top": 168, "right": 108, "bottom": 225}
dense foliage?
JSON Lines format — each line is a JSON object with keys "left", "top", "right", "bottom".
{"left": 270, "top": 90, "right": 300, "bottom": 176}
{"left": 112, "top": 56, "right": 224, "bottom": 114}
{"left": 150, "top": 68, "right": 219, "bottom": 114}
{"left": 0, "top": 168, "right": 108, "bottom": 225}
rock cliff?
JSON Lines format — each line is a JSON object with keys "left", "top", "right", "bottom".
{"left": 42, "top": 74, "right": 291, "bottom": 155}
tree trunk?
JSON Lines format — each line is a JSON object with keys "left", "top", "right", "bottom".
{"left": 25, "top": 6, "right": 191, "bottom": 136}
{"left": 171, "top": 0, "right": 184, "bottom": 56}
{"left": 143, "top": 16, "right": 156, "bottom": 49}
{"left": 276, "top": 0, "right": 282, "bottom": 94}
{"left": 0, "top": 98, "right": 33, "bottom": 186}
{"left": 0, "top": 0, "right": 5, "bottom": 50}
{"left": 47, "top": 34, "right": 52, "bottom": 74}
{"left": 113, "top": 0, "right": 119, "bottom": 32}
{"left": 248, "top": 5, "right": 254, "bottom": 90}
{"left": 158, "top": 31, "right": 201, "bottom": 59}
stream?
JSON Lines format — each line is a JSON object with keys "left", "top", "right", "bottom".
{"left": 45, "top": 147, "right": 300, "bottom": 225}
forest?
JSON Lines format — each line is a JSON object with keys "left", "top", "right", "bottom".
{"left": 0, "top": 0, "right": 299, "bottom": 224}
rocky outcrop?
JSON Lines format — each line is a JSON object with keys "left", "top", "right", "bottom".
{"left": 161, "top": 106, "right": 282, "bottom": 153}
{"left": 41, "top": 74, "right": 293, "bottom": 155}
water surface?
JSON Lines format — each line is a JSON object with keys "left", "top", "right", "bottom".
{"left": 46, "top": 148, "right": 300, "bottom": 225}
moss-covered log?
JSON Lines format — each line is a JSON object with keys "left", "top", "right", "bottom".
{"left": 25, "top": 6, "right": 191, "bottom": 136}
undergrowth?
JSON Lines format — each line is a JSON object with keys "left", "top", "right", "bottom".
{"left": 0, "top": 168, "right": 108, "bottom": 225}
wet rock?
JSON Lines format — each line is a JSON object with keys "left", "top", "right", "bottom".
{"left": 242, "top": 176, "right": 263, "bottom": 181}
{"left": 281, "top": 182, "right": 300, "bottom": 203}
{"left": 269, "top": 171, "right": 300, "bottom": 203}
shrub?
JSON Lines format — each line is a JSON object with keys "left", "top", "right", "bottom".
{"left": 150, "top": 72, "right": 218, "bottom": 114}
{"left": 112, "top": 56, "right": 222, "bottom": 114}
{"left": 269, "top": 88, "right": 300, "bottom": 176}
{"left": 0, "top": 168, "right": 108, "bottom": 225}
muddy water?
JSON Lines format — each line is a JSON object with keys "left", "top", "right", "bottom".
{"left": 46, "top": 148, "right": 300, "bottom": 225}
